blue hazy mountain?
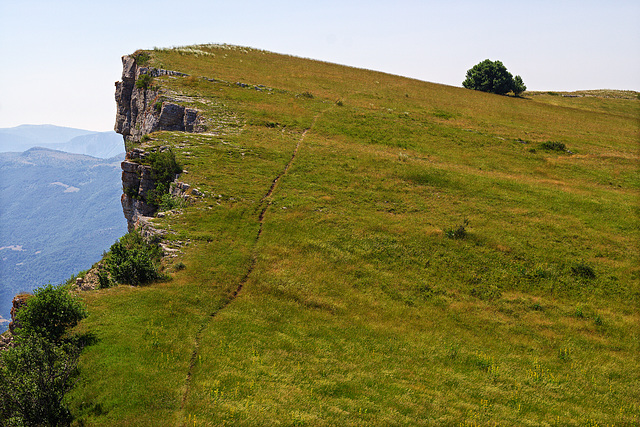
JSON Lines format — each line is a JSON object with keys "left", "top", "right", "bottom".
{"left": 0, "top": 124, "right": 123, "bottom": 159}
{"left": 0, "top": 147, "right": 127, "bottom": 327}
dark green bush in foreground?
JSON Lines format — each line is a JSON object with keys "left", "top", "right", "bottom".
{"left": 0, "top": 335, "right": 80, "bottom": 426}
{"left": 1, "top": 284, "right": 86, "bottom": 426}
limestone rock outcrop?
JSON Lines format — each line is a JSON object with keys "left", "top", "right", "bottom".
{"left": 114, "top": 54, "right": 202, "bottom": 144}
{"left": 114, "top": 54, "right": 204, "bottom": 230}
{"left": 121, "top": 161, "right": 156, "bottom": 231}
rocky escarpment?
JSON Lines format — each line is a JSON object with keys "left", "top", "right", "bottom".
{"left": 114, "top": 54, "right": 204, "bottom": 230}
{"left": 120, "top": 148, "right": 157, "bottom": 231}
{"left": 114, "top": 54, "right": 203, "bottom": 145}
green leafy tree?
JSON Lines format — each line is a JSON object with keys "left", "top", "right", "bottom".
{"left": 0, "top": 333, "right": 80, "bottom": 426}
{"left": 15, "top": 284, "right": 87, "bottom": 343}
{"left": 2, "top": 285, "right": 86, "bottom": 425}
{"left": 463, "top": 59, "right": 525, "bottom": 96}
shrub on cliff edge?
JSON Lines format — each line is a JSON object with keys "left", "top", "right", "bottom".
{"left": 135, "top": 73, "right": 154, "bottom": 90}
{"left": 105, "top": 230, "right": 163, "bottom": 286}
{"left": 15, "top": 284, "right": 87, "bottom": 343}
{"left": 145, "top": 149, "right": 183, "bottom": 208}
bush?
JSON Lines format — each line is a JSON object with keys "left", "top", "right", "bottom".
{"left": 445, "top": 219, "right": 470, "bottom": 239}
{"left": 0, "top": 335, "right": 80, "bottom": 426}
{"left": 571, "top": 261, "right": 596, "bottom": 279}
{"left": 158, "top": 192, "right": 188, "bottom": 212}
{"left": 105, "top": 231, "right": 163, "bottom": 286}
{"left": 15, "top": 284, "right": 87, "bottom": 343}
{"left": 135, "top": 73, "right": 153, "bottom": 90}
{"left": 97, "top": 268, "right": 115, "bottom": 289}
{"left": 144, "top": 149, "right": 183, "bottom": 208}
{"left": 540, "top": 141, "right": 567, "bottom": 152}
{"left": 134, "top": 52, "right": 151, "bottom": 66}
{"left": 513, "top": 75, "right": 526, "bottom": 96}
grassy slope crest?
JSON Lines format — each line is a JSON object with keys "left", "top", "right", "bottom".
{"left": 69, "top": 45, "right": 639, "bottom": 426}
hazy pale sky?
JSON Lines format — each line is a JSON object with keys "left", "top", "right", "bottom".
{"left": 1, "top": 0, "right": 638, "bottom": 132}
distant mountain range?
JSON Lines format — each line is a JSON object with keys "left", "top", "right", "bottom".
{"left": 0, "top": 125, "right": 128, "bottom": 327}
{"left": 0, "top": 124, "right": 124, "bottom": 159}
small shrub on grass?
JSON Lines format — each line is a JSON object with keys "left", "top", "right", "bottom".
{"left": 571, "top": 261, "right": 596, "bottom": 279}
{"left": 158, "top": 192, "right": 188, "bottom": 212}
{"left": 105, "top": 231, "right": 163, "bottom": 286}
{"left": 147, "top": 149, "right": 182, "bottom": 186}
{"left": 298, "top": 91, "right": 314, "bottom": 99}
{"left": 15, "top": 284, "right": 87, "bottom": 343}
{"left": 97, "top": 268, "right": 115, "bottom": 289}
{"left": 445, "top": 219, "right": 469, "bottom": 239}
{"left": 540, "top": 141, "right": 567, "bottom": 152}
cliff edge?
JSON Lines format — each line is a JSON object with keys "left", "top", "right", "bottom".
{"left": 114, "top": 54, "right": 201, "bottom": 230}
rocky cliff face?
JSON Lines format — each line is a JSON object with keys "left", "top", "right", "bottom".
{"left": 114, "top": 55, "right": 202, "bottom": 144}
{"left": 120, "top": 148, "right": 157, "bottom": 231}
{"left": 114, "top": 54, "right": 202, "bottom": 230}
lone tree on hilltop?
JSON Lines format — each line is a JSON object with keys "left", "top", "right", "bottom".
{"left": 463, "top": 59, "right": 526, "bottom": 96}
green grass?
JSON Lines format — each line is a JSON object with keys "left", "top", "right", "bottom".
{"left": 68, "top": 45, "right": 639, "bottom": 426}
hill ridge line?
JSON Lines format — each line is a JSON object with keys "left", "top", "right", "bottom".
{"left": 179, "top": 110, "right": 327, "bottom": 419}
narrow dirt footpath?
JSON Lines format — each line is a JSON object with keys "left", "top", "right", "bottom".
{"left": 179, "top": 111, "right": 325, "bottom": 421}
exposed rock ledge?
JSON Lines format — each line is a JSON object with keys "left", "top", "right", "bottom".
{"left": 114, "top": 54, "right": 204, "bottom": 144}
{"left": 114, "top": 54, "right": 205, "bottom": 230}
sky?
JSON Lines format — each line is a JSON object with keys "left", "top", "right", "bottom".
{"left": 1, "top": 0, "right": 638, "bottom": 132}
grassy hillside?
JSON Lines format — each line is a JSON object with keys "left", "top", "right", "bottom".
{"left": 68, "top": 45, "right": 639, "bottom": 426}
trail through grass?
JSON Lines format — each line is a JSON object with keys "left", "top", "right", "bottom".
{"left": 68, "top": 45, "right": 639, "bottom": 426}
